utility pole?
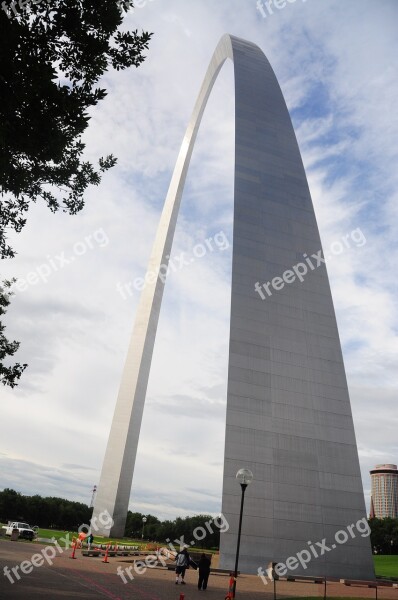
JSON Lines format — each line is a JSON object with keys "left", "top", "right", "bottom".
{"left": 90, "top": 485, "right": 97, "bottom": 508}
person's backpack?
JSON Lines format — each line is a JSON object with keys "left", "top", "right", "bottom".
{"left": 176, "top": 553, "right": 186, "bottom": 567}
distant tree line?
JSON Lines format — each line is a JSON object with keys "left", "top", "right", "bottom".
{"left": 0, "top": 489, "right": 221, "bottom": 547}
{"left": 124, "top": 512, "right": 221, "bottom": 549}
{"left": 369, "top": 518, "right": 398, "bottom": 554}
{"left": 0, "top": 488, "right": 92, "bottom": 530}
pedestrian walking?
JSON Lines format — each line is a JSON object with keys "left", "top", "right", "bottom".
{"left": 175, "top": 548, "right": 190, "bottom": 585}
{"left": 197, "top": 553, "right": 211, "bottom": 590}
{"left": 87, "top": 533, "right": 94, "bottom": 550}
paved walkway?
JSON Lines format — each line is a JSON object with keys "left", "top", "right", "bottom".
{"left": 0, "top": 540, "right": 397, "bottom": 600}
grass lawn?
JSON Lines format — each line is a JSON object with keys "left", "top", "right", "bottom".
{"left": 30, "top": 528, "right": 217, "bottom": 553}
{"left": 373, "top": 555, "right": 398, "bottom": 578}
{"left": 0, "top": 523, "right": 144, "bottom": 548}
{"left": 36, "top": 528, "right": 145, "bottom": 548}
{"left": 34, "top": 529, "right": 217, "bottom": 553}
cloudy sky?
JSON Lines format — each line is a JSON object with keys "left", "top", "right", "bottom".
{"left": 1, "top": 0, "right": 397, "bottom": 522}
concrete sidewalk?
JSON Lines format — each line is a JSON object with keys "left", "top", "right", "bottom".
{"left": 0, "top": 540, "right": 396, "bottom": 600}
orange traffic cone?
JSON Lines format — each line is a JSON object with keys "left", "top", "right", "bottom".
{"left": 69, "top": 539, "right": 77, "bottom": 560}
{"left": 225, "top": 574, "right": 235, "bottom": 599}
{"left": 102, "top": 544, "right": 110, "bottom": 563}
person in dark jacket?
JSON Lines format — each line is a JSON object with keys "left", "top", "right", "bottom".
{"left": 197, "top": 553, "right": 211, "bottom": 590}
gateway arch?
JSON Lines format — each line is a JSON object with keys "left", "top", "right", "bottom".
{"left": 92, "top": 34, "right": 374, "bottom": 579}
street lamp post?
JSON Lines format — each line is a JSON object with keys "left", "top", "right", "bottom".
{"left": 233, "top": 468, "right": 253, "bottom": 598}
{"left": 142, "top": 516, "right": 147, "bottom": 540}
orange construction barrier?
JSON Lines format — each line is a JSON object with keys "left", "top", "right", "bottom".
{"left": 102, "top": 544, "right": 110, "bottom": 563}
{"left": 225, "top": 575, "right": 235, "bottom": 599}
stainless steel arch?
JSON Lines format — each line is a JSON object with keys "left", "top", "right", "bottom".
{"left": 92, "top": 34, "right": 374, "bottom": 579}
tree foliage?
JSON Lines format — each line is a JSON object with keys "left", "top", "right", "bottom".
{"left": 0, "top": 280, "right": 27, "bottom": 387}
{"left": 0, "top": 0, "right": 151, "bottom": 258}
{"left": 125, "top": 511, "right": 222, "bottom": 549}
{"left": 0, "top": 1, "right": 152, "bottom": 386}
{"left": 0, "top": 488, "right": 92, "bottom": 529}
{"left": 369, "top": 518, "right": 398, "bottom": 554}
